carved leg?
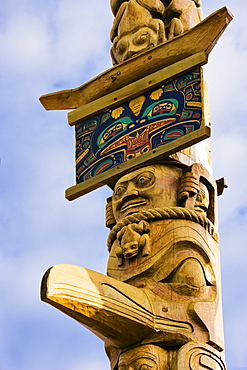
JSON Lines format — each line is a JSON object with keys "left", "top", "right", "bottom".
{"left": 167, "top": 17, "right": 184, "bottom": 39}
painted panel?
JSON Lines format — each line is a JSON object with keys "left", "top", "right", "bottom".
{"left": 75, "top": 68, "right": 203, "bottom": 184}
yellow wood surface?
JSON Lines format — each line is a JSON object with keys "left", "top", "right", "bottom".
{"left": 39, "top": 7, "right": 233, "bottom": 111}
{"left": 40, "top": 260, "right": 212, "bottom": 347}
{"left": 68, "top": 52, "right": 207, "bottom": 126}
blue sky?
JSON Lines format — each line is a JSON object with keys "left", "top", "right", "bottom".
{"left": 0, "top": 1, "right": 247, "bottom": 369}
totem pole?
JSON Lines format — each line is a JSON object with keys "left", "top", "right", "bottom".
{"left": 40, "top": 2, "right": 233, "bottom": 369}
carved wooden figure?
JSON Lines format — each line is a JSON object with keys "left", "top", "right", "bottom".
{"left": 115, "top": 220, "right": 150, "bottom": 266}
{"left": 42, "top": 162, "right": 227, "bottom": 369}
{"left": 110, "top": 0, "right": 203, "bottom": 64}
{"left": 104, "top": 162, "right": 225, "bottom": 369}
{"left": 40, "top": 3, "right": 232, "bottom": 370}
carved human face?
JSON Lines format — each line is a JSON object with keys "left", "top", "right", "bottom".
{"left": 118, "top": 345, "right": 168, "bottom": 370}
{"left": 195, "top": 182, "right": 210, "bottom": 213}
{"left": 112, "top": 165, "right": 181, "bottom": 221}
{"left": 111, "top": 24, "right": 165, "bottom": 64}
{"left": 122, "top": 241, "right": 139, "bottom": 259}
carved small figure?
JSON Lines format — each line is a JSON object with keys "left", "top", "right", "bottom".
{"left": 178, "top": 163, "right": 215, "bottom": 221}
{"left": 110, "top": 0, "right": 203, "bottom": 64}
{"left": 115, "top": 220, "right": 150, "bottom": 265}
{"left": 194, "top": 181, "right": 210, "bottom": 213}
{"left": 110, "top": 0, "right": 167, "bottom": 64}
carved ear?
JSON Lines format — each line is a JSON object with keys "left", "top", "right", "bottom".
{"left": 178, "top": 171, "right": 199, "bottom": 208}
{"left": 106, "top": 197, "right": 116, "bottom": 229}
{"left": 178, "top": 164, "right": 217, "bottom": 224}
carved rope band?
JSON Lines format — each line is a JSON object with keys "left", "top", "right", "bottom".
{"left": 107, "top": 207, "right": 219, "bottom": 251}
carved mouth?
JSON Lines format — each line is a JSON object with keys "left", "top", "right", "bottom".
{"left": 124, "top": 251, "right": 139, "bottom": 259}
{"left": 120, "top": 200, "right": 147, "bottom": 213}
{"left": 122, "top": 44, "right": 155, "bottom": 62}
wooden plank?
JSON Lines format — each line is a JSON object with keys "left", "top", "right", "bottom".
{"left": 65, "top": 126, "right": 210, "bottom": 200}
{"left": 39, "top": 7, "right": 233, "bottom": 111}
{"left": 68, "top": 52, "right": 208, "bottom": 126}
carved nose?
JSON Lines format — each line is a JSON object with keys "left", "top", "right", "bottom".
{"left": 125, "top": 184, "right": 139, "bottom": 196}
{"left": 126, "top": 189, "right": 139, "bottom": 196}
{"left": 120, "top": 189, "right": 139, "bottom": 209}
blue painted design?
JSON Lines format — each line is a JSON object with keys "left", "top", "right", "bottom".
{"left": 75, "top": 69, "right": 203, "bottom": 183}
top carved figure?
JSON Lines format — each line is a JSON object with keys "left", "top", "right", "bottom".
{"left": 110, "top": 0, "right": 203, "bottom": 64}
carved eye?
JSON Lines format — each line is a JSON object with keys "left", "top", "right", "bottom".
{"left": 116, "top": 43, "right": 126, "bottom": 55}
{"left": 114, "top": 185, "right": 126, "bottom": 197}
{"left": 196, "top": 193, "right": 203, "bottom": 202}
{"left": 139, "top": 365, "right": 153, "bottom": 370}
{"left": 135, "top": 173, "right": 154, "bottom": 188}
{"left": 135, "top": 33, "right": 149, "bottom": 45}
{"left": 138, "top": 176, "right": 148, "bottom": 184}
{"left": 131, "top": 244, "right": 138, "bottom": 250}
